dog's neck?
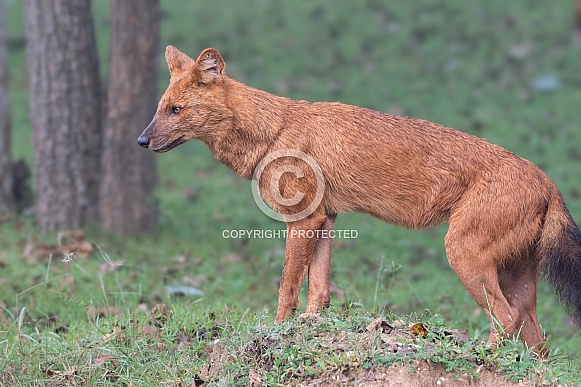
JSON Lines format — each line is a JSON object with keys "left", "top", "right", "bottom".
{"left": 205, "top": 78, "right": 289, "bottom": 180}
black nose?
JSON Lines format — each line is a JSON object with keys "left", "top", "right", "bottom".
{"left": 137, "top": 135, "right": 150, "bottom": 148}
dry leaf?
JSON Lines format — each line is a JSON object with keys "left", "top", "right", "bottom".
{"left": 101, "top": 326, "right": 124, "bottom": 344}
{"left": 366, "top": 317, "right": 393, "bottom": 334}
{"left": 138, "top": 325, "right": 161, "bottom": 340}
{"left": 91, "top": 354, "right": 118, "bottom": 368}
{"left": 150, "top": 303, "right": 170, "bottom": 327}
{"left": 410, "top": 322, "right": 428, "bottom": 338}
{"left": 366, "top": 317, "right": 383, "bottom": 332}
{"left": 23, "top": 230, "right": 93, "bottom": 262}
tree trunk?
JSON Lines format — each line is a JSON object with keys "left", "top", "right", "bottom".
{"left": 99, "top": 0, "right": 159, "bottom": 234}
{"left": 0, "top": 0, "right": 14, "bottom": 214}
{"left": 25, "top": 0, "right": 101, "bottom": 231}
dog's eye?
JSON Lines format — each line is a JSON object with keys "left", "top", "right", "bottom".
{"left": 172, "top": 106, "right": 182, "bottom": 114}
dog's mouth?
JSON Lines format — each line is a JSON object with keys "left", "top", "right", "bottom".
{"left": 152, "top": 136, "right": 187, "bottom": 153}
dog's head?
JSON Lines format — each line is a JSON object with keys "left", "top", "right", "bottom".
{"left": 137, "top": 46, "right": 229, "bottom": 152}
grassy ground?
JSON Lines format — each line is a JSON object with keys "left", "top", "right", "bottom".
{"left": 1, "top": 0, "right": 581, "bottom": 385}
{"left": 1, "top": 300, "right": 578, "bottom": 386}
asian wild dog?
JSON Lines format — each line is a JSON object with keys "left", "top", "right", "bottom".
{"left": 138, "top": 46, "right": 581, "bottom": 355}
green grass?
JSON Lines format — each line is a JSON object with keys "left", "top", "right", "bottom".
{"left": 1, "top": 296, "right": 579, "bottom": 385}
{"left": 1, "top": 0, "right": 581, "bottom": 385}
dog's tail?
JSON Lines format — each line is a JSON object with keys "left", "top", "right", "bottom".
{"left": 538, "top": 190, "right": 581, "bottom": 326}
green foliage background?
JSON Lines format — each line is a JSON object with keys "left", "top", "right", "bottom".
{"left": 2, "top": 0, "right": 580, "bottom": 370}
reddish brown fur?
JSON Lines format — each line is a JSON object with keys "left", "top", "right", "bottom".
{"left": 138, "top": 47, "right": 581, "bottom": 356}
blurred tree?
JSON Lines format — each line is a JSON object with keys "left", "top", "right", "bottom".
{"left": 25, "top": 0, "right": 101, "bottom": 231}
{"left": 98, "top": 0, "right": 159, "bottom": 234}
{"left": 0, "top": 0, "right": 14, "bottom": 214}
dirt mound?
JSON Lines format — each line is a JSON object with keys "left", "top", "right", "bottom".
{"left": 302, "top": 362, "right": 534, "bottom": 387}
{"left": 196, "top": 315, "right": 549, "bottom": 386}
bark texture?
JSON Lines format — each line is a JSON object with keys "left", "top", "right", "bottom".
{"left": 99, "top": 0, "right": 159, "bottom": 234}
{"left": 25, "top": 0, "right": 101, "bottom": 231}
{"left": 0, "top": 0, "right": 14, "bottom": 214}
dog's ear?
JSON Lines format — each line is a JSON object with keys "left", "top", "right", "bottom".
{"left": 165, "top": 45, "right": 194, "bottom": 77}
{"left": 196, "top": 48, "right": 226, "bottom": 83}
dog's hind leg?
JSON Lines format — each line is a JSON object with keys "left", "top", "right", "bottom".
{"left": 303, "top": 214, "right": 337, "bottom": 316}
{"left": 445, "top": 227, "right": 522, "bottom": 347}
{"left": 498, "top": 260, "right": 546, "bottom": 355}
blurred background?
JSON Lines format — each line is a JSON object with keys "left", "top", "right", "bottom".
{"left": 1, "top": 0, "right": 580, "bottom": 357}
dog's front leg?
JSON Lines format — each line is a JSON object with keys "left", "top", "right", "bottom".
{"left": 275, "top": 213, "right": 326, "bottom": 323}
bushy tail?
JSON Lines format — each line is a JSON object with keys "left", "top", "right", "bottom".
{"left": 538, "top": 192, "right": 581, "bottom": 326}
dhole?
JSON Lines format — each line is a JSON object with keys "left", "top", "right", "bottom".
{"left": 138, "top": 46, "right": 581, "bottom": 355}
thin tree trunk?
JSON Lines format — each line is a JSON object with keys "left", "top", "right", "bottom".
{"left": 25, "top": 0, "right": 101, "bottom": 231}
{"left": 0, "top": 0, "right": 15, "bottom": 214}
{"left": 99, "top": 0, "right": 159, "bottom": 234}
